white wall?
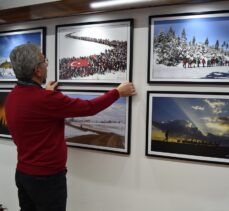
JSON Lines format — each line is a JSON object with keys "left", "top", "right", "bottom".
{"left": 1, "top": 1, "right": 229, "bottom": 210}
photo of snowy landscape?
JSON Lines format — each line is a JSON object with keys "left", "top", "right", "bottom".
{"left": 0, "top": 28, "right": 44, "bottom": 81}
{"left": 63, "top": 91, "right": 130, "bottom": 153}
{"left": 0, "top": 90, "right": 11, "bottom": 139}
{"left": 56, "top": 20, "right": 132, "bottom": 84}
{"left": 147, "top": 92, "right": 229, "bottom": 164}
{"left": 149, "top": 13, "right": 229, "bottom": 83}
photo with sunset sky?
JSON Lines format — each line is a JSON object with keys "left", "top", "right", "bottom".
{"left": 147, "top": 92, "right": 229, "bottom": 163}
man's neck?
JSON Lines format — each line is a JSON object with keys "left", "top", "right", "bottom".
{"left": 31, "top": 76, "right": 42, "bottom": 85}
{"left": 17, "top": 78, "right": 42, "bottom": 88}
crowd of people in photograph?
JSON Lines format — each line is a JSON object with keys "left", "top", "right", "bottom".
{"left": 59, "top": 33, "right": 127, "bottom": 80}
{"left": 182, "top": 55, "right": 229, "bottom": 68}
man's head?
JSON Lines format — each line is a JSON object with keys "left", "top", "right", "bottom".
{"left": 10, "top": 43, "right": 48, "bottom": 83}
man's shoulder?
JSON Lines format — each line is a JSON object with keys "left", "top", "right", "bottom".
{"left": 40, "top": 89, "right": 68, "bottom": 104}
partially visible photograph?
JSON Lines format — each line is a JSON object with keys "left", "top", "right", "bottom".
{"left": 0, "top": 90, "right": 11, "bottom": 139}
{"left": 0, "top": 27, "right": 46, "bottom": 82}
{"left": 147, "top": 91, "right": 229, "bottom": 164}
{"left": 63, "top": 90, "right": 131, "bottom": 154}
{"left": 56, "top": 19, "right": 133, "bottom": 84}
{"left": 149, "top": 12, "right": 229, "bottom": 83}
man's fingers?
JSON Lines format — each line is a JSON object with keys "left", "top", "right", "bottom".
{"left": 46, "top": 81, "right": 58, "bottom": 91}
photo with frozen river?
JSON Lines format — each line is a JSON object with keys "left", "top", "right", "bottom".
{"left": 63, "top": 90, "right": 131, "bottom": 154}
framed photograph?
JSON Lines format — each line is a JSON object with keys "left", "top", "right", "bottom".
{"left": 56, "top": 19, "right": 133, "bottom": 85}
{"left": 62, "top": 90, "right": 131, "bottom": 154}
{"left": 148, "top": 11, "right": 229, "bottom": 84}
{"left": 0, "top": 89, "right": 11, "bottom": 139}
{"left": 0, "top": 27, "right": 46, "bottom": 82}
{"left": 146, "top": 91, "right": 229, "bottom": 164}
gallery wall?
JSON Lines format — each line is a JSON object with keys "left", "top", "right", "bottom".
{"left": 1, "top": 1, "right": 229, "bottom": 211}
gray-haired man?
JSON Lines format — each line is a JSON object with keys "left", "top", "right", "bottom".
{"left": 5, "top": 43, "right": 136, "bottom": 211}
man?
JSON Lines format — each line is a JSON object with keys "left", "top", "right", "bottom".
{"left": 5, "top": 43, "right": 136, "bottom": 211}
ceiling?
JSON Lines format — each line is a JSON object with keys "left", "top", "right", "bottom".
{"left": 0, "top": 0, "right": 61, "bottom": 10}
{"left": 0, "top": 0, "right": 224, "bottom": 25}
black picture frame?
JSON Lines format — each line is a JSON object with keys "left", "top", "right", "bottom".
{"left": 146, "top": 91, "right": 229, "bottom": 164}
{"left": 0, "top": 27, "right": 46, "bottom": 83}
{"left": 148, "top": 10, "right": 229, "bottom": 84}
{"left": 61, "top": 89, "right": 132, "bottom": 154}
{"left": 0, "top": 89, "right": 11, "bottom": 139}
{"left": 56, "top": 19, "right": 133, "bottom": 85}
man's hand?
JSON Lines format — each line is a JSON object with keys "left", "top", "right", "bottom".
{"left": 45, "top": 81, "right": 58, "bottom": 91}
{"left": 116, "top": 82, "right": 136, "bottom": 97}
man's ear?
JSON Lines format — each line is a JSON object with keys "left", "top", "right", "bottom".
{"left": 33, "top": 66, "right": 42, "bottom": 77}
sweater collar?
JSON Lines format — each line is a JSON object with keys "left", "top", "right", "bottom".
{"left": 17, "top": 79, "right": 42, "bottom": 89}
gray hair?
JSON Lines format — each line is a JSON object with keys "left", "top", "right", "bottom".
{"left": 10, "top": 43, "right": 41, "bottom": 80}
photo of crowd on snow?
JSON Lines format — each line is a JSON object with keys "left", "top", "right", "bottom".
{"left": 149, "top": 12, "right": 229, "bottom": 83}
{"left": 56, "top": 20, "right": 132, "bottom": 84}
{"left": 63, "top": 90, "right": 131, "bottom": 154}
{"left": 0, "top": 28, "right": 45, "bottom": 82}
{"left": 146, "top": 91, "right": 229, "bottom": 164}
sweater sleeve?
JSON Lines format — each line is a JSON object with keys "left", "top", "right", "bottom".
{"left": 43, "top": 89, "right": 120, "bottom": 119}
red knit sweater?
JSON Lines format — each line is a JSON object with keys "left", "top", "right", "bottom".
{"left": 5, "top": 85, "right": 119, "bottom": 175}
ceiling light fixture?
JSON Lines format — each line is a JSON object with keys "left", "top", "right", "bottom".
{"left": 90, "top": 0, "right": 155, "bottom": 9}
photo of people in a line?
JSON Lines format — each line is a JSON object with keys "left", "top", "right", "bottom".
{"left": 64, "top": 91, "right": 129, "bottom": 153}
{"left": 57, "top": 21, "right": 131, "bottom": 83}
{"left": 150, "top": 15, "right": 229, "bottom": 82}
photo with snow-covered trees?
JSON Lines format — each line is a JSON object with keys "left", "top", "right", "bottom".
{"left": 146, "top": 91, "right": 229, "bottom": 164}
{"left": 63, "top": 90, "right": 131, "bottom": 154}
{"left": 148, "top": 12, "right": 229, "bottom": 83}
{"left": 0, "top": 27, "right": 46, "bottom": 82}
{"left": 0, "top": 89, "right": 11, "bottom": 139}
{"left": 56, "top": 19, "right": 133, "bottom": 85}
